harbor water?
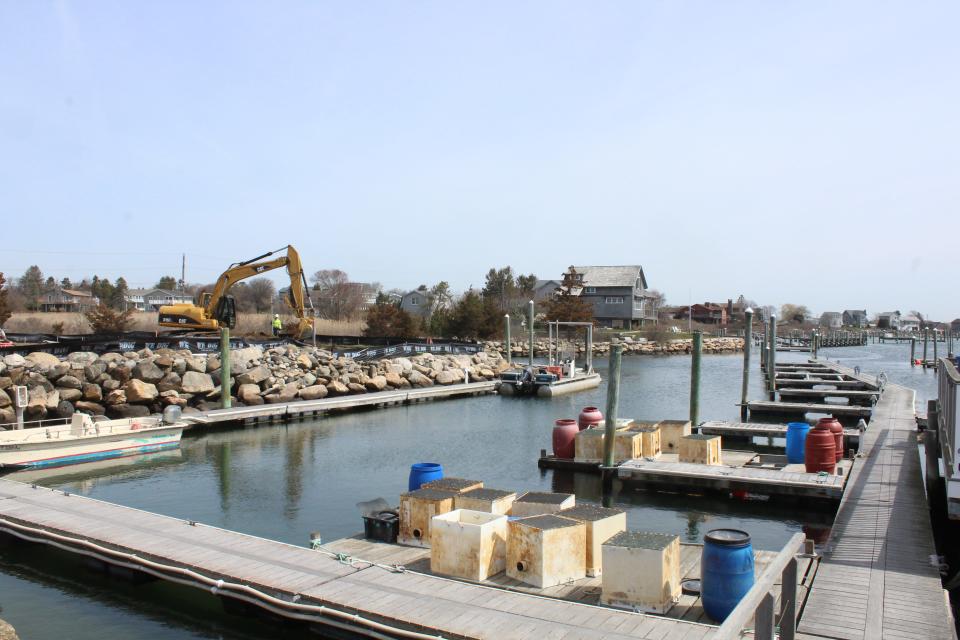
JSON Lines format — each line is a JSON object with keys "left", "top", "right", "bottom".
{"left": 0, "top": 342, "right": 941, "bottom": 639}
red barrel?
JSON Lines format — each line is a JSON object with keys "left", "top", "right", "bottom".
{"left": 578, "top": 406, "right": 603, "bottom": 431}
{"left": 804, "top": 422, "right": 836, "bottom": 474}
{"left": 552, "top": 419, "right": 579, "bottom": 459}
{"left": 818, "top": 417, "right": 844, "bottom": 462}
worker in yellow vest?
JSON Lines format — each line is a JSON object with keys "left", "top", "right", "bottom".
{"left": 272, "top": 314, "right": 282, "bottom": 337}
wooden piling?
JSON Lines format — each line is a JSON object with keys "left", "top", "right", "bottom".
{"left": 602, "top": 343, "right": 623, "bottom": 470}
{"left": 740, "top": 309, "right": 753, "bottom": 421}
{"left": 767, "top": 315, "right": 777, "bottom": 399}
{"left": 690, "top": 331, "right": 702, "bottom": 427}
{"left": 220, "top": 327, "right": 232, "bottom": 409}
{"left": 925, "top": 400, "right": 941, "bottom": 504}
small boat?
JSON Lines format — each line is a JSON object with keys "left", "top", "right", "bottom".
{"left": 0, "top": 412, "right": 186, "bottom": 470}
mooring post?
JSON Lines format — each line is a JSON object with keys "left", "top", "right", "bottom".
{"left": 740, "top": 310, "right": 753, "bottom": 420}
{"left": 760, "top": 330, "right": 766, "bottom": 371}
{"left": 528, "top": 300, "right": 535, "bottom": 366}
{"left": 504, "top": 314, "right": 511, "bottom": 365}
{"left": 690, "top": 331, "right": 703, "bottom": 427}
{"left": 602, "top": 342, "right": 623, "bottom": 470}
{"left": 767, "top": 314, "right": 777, "bottom": 399}
{"left": 925, "top": 399, "right": 941, "bottom": 503}
{"left": 911, "top": 337, "right": 917, "bottom": 365}
{"left": 933, "top": 327, "right": 939, "bottom": 366}
{"left": 923, "top": 328, "right": 929, "bottom": 365}
{"left": 220, "top": 327, "right": 232, "bottom": 409}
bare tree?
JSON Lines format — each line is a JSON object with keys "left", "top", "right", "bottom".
{"left": 311, "top": 269, "right": 365, "bottom": 320}
{"left": 245, "top": 278, "right": 276, "bottom": 313}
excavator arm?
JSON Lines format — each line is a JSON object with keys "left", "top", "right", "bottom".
{"left": 159, "top": 245, "right": 315, "bottom": 336}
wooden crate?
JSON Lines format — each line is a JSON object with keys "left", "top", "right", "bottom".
{"left": 623, "top": 422, "right": 661, "bottom": 458}
{"left": 507, "top": 515, "right": 586, "bottom": 588}
{"left": 421, "top": 477, "right": 484, "bottom": 494}
{"left": 455, "top": 488, "right": 517, "bottom": 515}
{"left": 431, "top": 509, "right": 508, "bottom": 581}
{"left": 574, "top": 428, "right": 605, "bottom": 462}
{"left": 657, "top": 420, "right": 692, "bottom": 453}
{"left": 613, "top": 430, "right": 642, "bottom": 462}
{"left": 398, "top": 488, "right": 458, "bottom": 547}
{"left": 601, "top": 531, "right": 680, "bottom": 613}
{"left": 558, "top": 504, "right": 627, "bottom": 577}
{"left": 509, "top": 492, "right": 575, "bottom": 517}
{"left": 678, "top": 434, "right": 722, "bottom": 465}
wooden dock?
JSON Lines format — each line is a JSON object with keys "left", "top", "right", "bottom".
{"left": 698, "top": 421, "right": 862, "bottom": 448}
{"left": 774, "top": 379, "right": 876, "bottom": 390}
{"left": 796, "top": 381, "right": 956, "bottom": 639}
{"left": 616, "top": 455, "right": 849, "bottom": 502}
{"left": 182, "top": 380, "right": 498, "bottom": 427}
{"left": 0, "top": 479, "right": 719, "bottom": 639}
{"left": 746, "top": 400, "right": 872, "bottom": 419}
{"left": 775, "top": 388, "right": 879, "bottom": 404}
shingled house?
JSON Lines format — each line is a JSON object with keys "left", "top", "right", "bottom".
{"left": 562, "top": 265, "right": 658, "bottom": 328}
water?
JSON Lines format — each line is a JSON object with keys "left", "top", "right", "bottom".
{"left": 0, "top": 342, "right": 940, "bottom": 638}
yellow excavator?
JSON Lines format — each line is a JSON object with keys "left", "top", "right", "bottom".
{"left": 158, "top": 245, "right": 315, "bottom": 337}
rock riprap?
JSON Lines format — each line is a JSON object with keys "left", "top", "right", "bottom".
{"left": 0, "top": 346, "right": 510, "bottom": 423}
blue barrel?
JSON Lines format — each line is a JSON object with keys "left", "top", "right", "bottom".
{"left": 408, "top": 463, "right": 443, "bottom": 491}
{"left": 785, "top": 422, "right": 810, "bottom": 464}
{"left": 701, "top": 529, "right": 755, "bottom": 622}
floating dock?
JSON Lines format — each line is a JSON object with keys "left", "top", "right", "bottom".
{"left": 698, "top": 420, "right": 862, "bottom": 449}
{"left": 774, "top": 388, "right": 879, "bottom": 404}
{"left": 746, "top": 400, "right": 872, "bottom": 419}
{"left": 797, "top": 378, "right": 956, "bottom": 639}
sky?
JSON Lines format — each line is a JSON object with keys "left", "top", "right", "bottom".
{"left": 1, "top": 2, "right": 958, "bottom": 319}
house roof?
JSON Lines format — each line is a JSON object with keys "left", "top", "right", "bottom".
{"left": 570, "top": 265, "right": 647, "bottom": 289}
{"left": 61, "top": 288, "right": 94, "bottom": 297}
{"left": 821, "top": 311, "right": 841, "bottom": 318}
{"left": 843, "top": 309, "right": 867, "bottom": 315}
{"left": 534, "top": 279, "right": 560, "bottom": 289}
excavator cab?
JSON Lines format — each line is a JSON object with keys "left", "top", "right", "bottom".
{"left": 214, "top": 296, "right": 237, "bottom": 329}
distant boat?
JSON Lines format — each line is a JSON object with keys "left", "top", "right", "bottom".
{"left": 0, "top": 413, "right": 186, "bottom": 470}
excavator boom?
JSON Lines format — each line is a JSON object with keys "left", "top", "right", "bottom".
{"left": 158, "top": 245, "right": 315, "bottom": 336}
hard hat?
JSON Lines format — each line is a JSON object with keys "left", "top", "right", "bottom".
{"left": 274, "top": 314, "right": 279, "bottom": 318}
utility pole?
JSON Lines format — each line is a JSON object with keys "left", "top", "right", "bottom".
{"left": 181, "top": 253, "right": 186, "bottom": 291}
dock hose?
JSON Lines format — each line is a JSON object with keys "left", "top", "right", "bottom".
{"left": 0, "top": 516, "right": 444, "bottom": 640}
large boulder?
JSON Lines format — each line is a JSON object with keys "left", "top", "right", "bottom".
{"left": 48, "top": 362, "right": 72, "bottom": 380}
{"left": 184, "top": 357, "right": 206, "bottom": 373}
{"left": 105, "top": 389, "right": 127, "bottom": 405}
{"left": 299, "top": 384, "right": 328, "bottom": 400}
{"left": 238, "top": 384, "right": 264, "bottom": 405}
{"left": 406, "top": 371, "right": 433, "bottom": 388}
{"left": 435, "top": 370, "right": 460, "bottom": 385}
{"left": 181, "top": 371, "right": 215, "bottom": 394}
{"left": 326, "top": 380, "right": 349, "bottom": 395}
{"left": 123, "top": 379, "right": 158, "bottom": 403}
{"left": 384, "top": 372, "right": 404, "bottom": 388}
{"left": 231, "top": 346, "right": 263, "bottom": 367}
{"left": 74, "top": 400, "right": 105, "bottom": 415}
{"left": 59, "top": 388, "right": 83, "bottom": 402}
{"left": 0, "top": 407, "right": 15, "bottom": 425}
{"left": 107, "top": 404, "right": 151, "bottom": 419}
{"left": 236, "top": 365, "right": 270, "bottom": 386}
{"left": 157, "top": 372, "right": 182, "bottom": 393}
{"left": 43, "top": 389, "right": 60, "bottom": 412}
{"left": 3, "top": 354, "right": 25, "bottom": 367}
{"left": 25, "top": 387, "right": 47, "bottom": 419}
{"left": 365, "top": 375, "right": 388, "bottom": 391}
{"left": 133, "top": 361, "right": 164, "bottom": 384}
{"left": 55, "top": 400, "right": 75, "bottom": 419}
{"left": 84, "top": 362, "right": 107, "bottom": 382}
{"left": 26, "top": 352, "right": 60, "bottom": 369}
{"left": 56, "top": 375, "right": 83, "bottom": 390}
{"left": 296, "top": 353, "right": 314, "bottom": 369}
{"left": 0, "top": 391, "right": 10, "bottom": 408}
{"left": 67, "top": 351, "right": 98, "bottom": 366}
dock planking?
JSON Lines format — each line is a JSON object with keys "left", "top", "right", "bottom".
{"left": 698, "top": 421, "right": 861, "bottom": 446}
{"left": 776, "top": 388, "right": 879, "bottom": 403}
{"left": 796, "top": 378, "right": 956, "bottom": 639}
{"left": 0, "top": 479, "right": 715, "bottom": 639}
{"left": 746, "top": 400, "right": 872, "bottom": 418}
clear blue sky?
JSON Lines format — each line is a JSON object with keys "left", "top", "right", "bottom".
{"left": 2, "top": 2, "right": 958, "bottom": 319}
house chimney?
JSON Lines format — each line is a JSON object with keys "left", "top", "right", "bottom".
{"left": 727, "top": 298, "right": 733, "bottom": 319}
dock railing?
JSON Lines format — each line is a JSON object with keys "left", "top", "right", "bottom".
{"left": 937, "top": 357, "right": 960, "bottom": 519}
{"left": 714, "top": 532, "right": 805, "bottom": 640}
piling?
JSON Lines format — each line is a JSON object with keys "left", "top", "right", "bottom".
{"left": 690, "top": 331, "right": 702, "bottom": 427}
{"left": 504, "top": 314, "right": 511, "bottom": 365}
{"left": 923, "top": 329, "right": 929, "bottom": 364}
{"left": 220, "top": 327, "right": 232, "bottom": 409}
{"left": 767, "top": 314, "right": 777, "bottom": 399}
{"left": 740, "top": 309, "right": 753, "bottom": 420}
{"left": 911, "top": 337, "right": 917, "bottom": 366}
{"left": 602, "top": 343, "right": 623, "bottom": 470}
{"left": 528, "top": 300, "right": 535, "bottom": 367}
{"left": 933, "top": 328, "right": 939, "bottom": 365}
{"left": 925, "top": 400, "right": 941, "bottom": 503}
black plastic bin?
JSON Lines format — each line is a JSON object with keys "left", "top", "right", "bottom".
{"left": 363, "top": 510, "right": 399, "bottom": 543}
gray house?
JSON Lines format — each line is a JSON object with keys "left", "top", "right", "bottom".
{"left": 566, "top": 265, "right": 658, "bottom": 328}
{"left": 533, "top": 279, "right": 561, "bottom": 301}
{"left": 842, "top": 309, "right": 868, "bottom": 327}
{"left": 399, "top": 289, "right": 431, "bottom": 318}
{"left": 877, "top": 311, "right": 901, "bottom": 330}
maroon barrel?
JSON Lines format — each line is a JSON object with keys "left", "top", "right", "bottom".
{"left": 805, "top": 421, "right": 836, "bottom": 474}
{"left": 578, "top": 406, "right": 603, "bottom": 431}
{"left": 552, "top": 419, "right": 579, "bottom": 459}
{"left": 818, "top": 417, "right": 844, "bottom": 462}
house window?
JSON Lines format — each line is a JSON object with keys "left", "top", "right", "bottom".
{"left": 605, "top": 296, "right": 624, "bottom": 304}
{"left": 411, "top": 297, "right": 419, "bottom": 306}
{"left": 634, "top": 300, "right": 645, "bottom": 312}
{"left": 585, "top": 287, "right": 596, "bottom": 294}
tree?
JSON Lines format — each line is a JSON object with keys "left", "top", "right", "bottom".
{"left": 112, "top": 277, "right": 130, "bottom": 310}
{"left": 542, "top": 268, "right": 593, "bottom": 323}
{"left": 0, "top": 272, "right": 11, "bottom": 327}
{"left": 156, "top": 276, "right": 178, "bottom": 290}
{"left": 443, "top": 290, "right": 502, "bottom": 339}
{"left": 60, "top": 277, "right": 72, "bottom": 289}
{"left": 364, "top": 302, "right": 417, "bottom": 337}
{"left": 17, "top": 265, "right": 44, "bottom": 311}
{"left": 482, "top": 267, "right": 517, "bottom": 312}
{"left": 647, "top": 289, "right": 666, "bottom": 310}
{"left": 245, "top": 278, "right": 276, "bottom": 313}
{"left": 43, "top": 276, "right": 57, "bottom": 293}
{"left": 85, "top": 303, "right": 134, "bottom": 333}
{"left": 311, "top": 269, "right": 365, "bottom": 320}
{"left": 780, "top": 304, "right": 810, "bottom": 324}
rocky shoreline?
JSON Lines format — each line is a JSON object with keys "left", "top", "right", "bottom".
{"left": 0, "top": 620, "right": 18, "bottom": 640}
{"left": 485, "top": 336, "right": 744, "bottom": 357}
{"left": 0, "top": 346, "right": 511, "bottom": 424}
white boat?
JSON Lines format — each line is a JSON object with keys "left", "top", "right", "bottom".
{"left": 0, "top": 413, "right": 186, "bottom": 470}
